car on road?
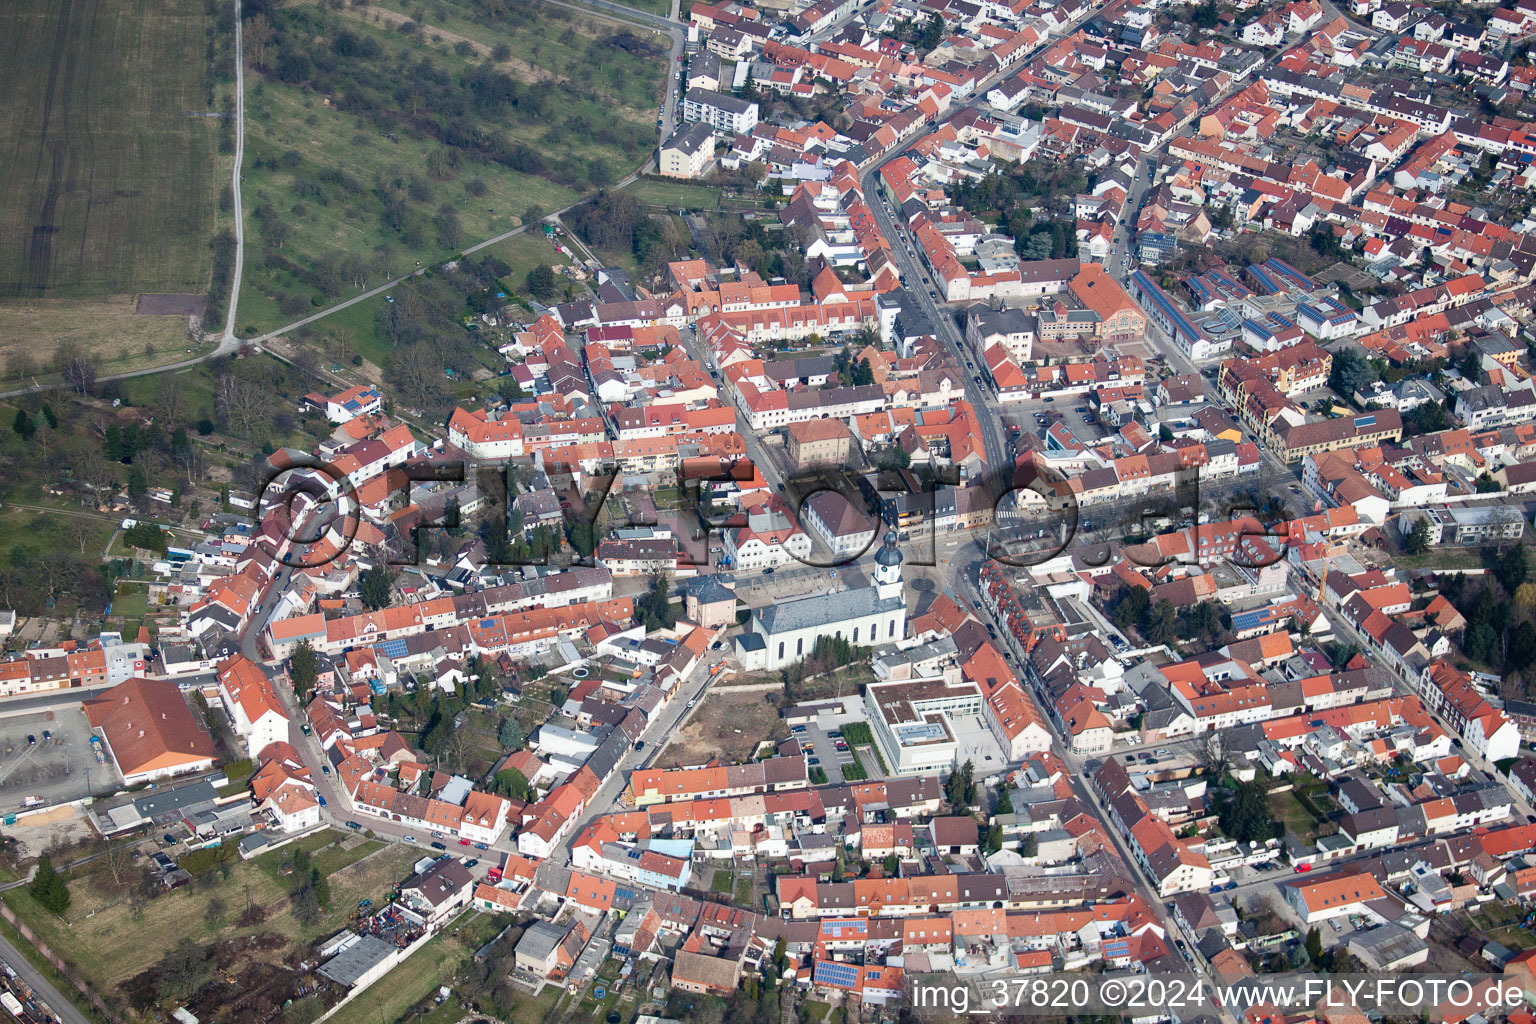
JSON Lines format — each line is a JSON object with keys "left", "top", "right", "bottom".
{"left": 1294, "top": 862, "right": 1311, "bottom": 872}
{"left": 430, "top": 841, "right": 447, "bottom": 851}
{"left": 762, "top": 566, "right": 775, "bottom": 573}
{"left": 634, "top": 739, "right": 646, "bottom": 751}
{"left": 322, "top": 764, "right": 331, "bottom": 775}
{"left": 346, "top": 820, "right": 362, "bottom": 830}
{"left": 474, "top": 842, "right": 489, "bottom": 850}
{"left": 687, "top": 699, "right": 698, "bottom": 708}
{"left": 403, "top": 835, "right": 417, "bottom": 843}
{"left": 1042, "top": 396, "right": 1054, "bottom": 402}
{"left": 459, "top": 838, "right": 471, "bottom": 846}
{"left": 318, "top": 794, "right": 327, "bottom": 807}
{"left": 465, "top": 859, "right": 479, "bottom": 868}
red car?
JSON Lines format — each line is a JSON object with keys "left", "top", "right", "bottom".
{"left": 459, "top": 838, "right": 471, "bottom": 846}
{"left": 1294, "top": 863, "right": 1311, "bottom": 872}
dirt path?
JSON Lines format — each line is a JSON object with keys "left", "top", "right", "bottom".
{"left": 225, "top": 0, "right": 247, "bottom": 343}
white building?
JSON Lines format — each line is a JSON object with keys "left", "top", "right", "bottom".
{"left": 660, "top": 121, "right": 716, "bottom": 179}
{"left": 801, "top": 492, "right": 879, "bottom": 559}
{"left": 864, "top": 678, "right": 981, "bottom": 776}
{"left": 681, "top": 88, "right": 759, "bottom": 134}
{"left": 737, "top": 531, "right": 907, "bottom": 670}
{"left": 216, "top": 656, "right": 290, "bottom": 761}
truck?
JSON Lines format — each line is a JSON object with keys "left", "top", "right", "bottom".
{"left": 20, "top": 798, "right": 42, "bottom": 809}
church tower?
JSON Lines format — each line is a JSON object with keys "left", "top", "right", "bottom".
{"left": 873, "top": 529, "right": 904, "bottom": 600}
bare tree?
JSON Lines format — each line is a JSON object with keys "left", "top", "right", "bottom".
{"left": 155, "top": 374, "right": 186, "bottom": 427}
{"left": 62, "top": 352, "right": 97, "bottom": 396}
{"left": 65, "top": 517, "right": 96, "bottom": 556}
{"left": 102, "top": 841, "right": 136, "bottom": 888}
{"left": 4, "top": 351, "right": 35, "bottom": 382}
{"left": 1202, "top": 731, "right": 1229, "bottom": 777}
{"left": 216, "top": 374, "right": 272, "bottom": 437}
{"left": 388, "top": 344, "right": 445, "bottom": 410}
{"left": 244, "top": 13, "right": 274, "bottom": 70}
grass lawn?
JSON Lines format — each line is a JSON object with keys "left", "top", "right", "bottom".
{"left": 1, "top": 831, "right": 418, "bottom": 998}
{"left": 235, "top": 0, "right": 667, "bottom": 337}
{"left": 0, "top": 504, "right": 116, "bottom": 570}
{"left": 1465, "top": 902, "right": 1536, "bottom": 950}
{"left": 236, "top": 73, "right": 578, "bottom": 336}
{"left": 1269, "top": 792, "right": 1320, "bottom": 841}
{"left": 325, "top": 918, "right": 468, "bottom": 1024}
{"left": 607, "top": 0, "right": 672, "bottom": 15}
{"left": 626, "top": 179, "right": 722, "bottom": 211}
{"left": 710, "top": 869, "right": 734, "bottom": 894}
{"left": 111, "top": 586, "right": 149, "bottom": 620}
{"left": 327, "top": 911, "right": 538, "bottom": 1024}
{"left": 733, "top": 875, "right": 753, "bottom": 907}
{"left": 0, "top": 298, "right": 213, "bottom": 388}
{"left": 1392, "top": 548, "right": 1490, "bottom": 571}
{"left": 480, "top": 231, "right": 579, "bottom": 299}
{"left": 0, "top": 0, "right": 219, "bottom": 301}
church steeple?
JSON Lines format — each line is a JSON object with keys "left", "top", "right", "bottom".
{"left": 873, "top": 529, "right": 903, "bottom": 598}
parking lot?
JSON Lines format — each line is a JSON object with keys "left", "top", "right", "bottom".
{"left": 789, "top": 701, "right": 884, "bottom": 784}
{"left": 0, "top": 706, "right": 117, "bottom": 814}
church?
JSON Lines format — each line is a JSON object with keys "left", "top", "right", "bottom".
{"left": 735, "top": 531, "right": 907, "bottom": 671}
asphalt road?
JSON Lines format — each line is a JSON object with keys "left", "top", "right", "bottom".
{"left": 223, "top": 0, "right": 247, "bottom": 343}
{"left": 861, "top": 178, "right": 1011, "bottom": 473}
{"left": 0, "top": 930, "right": 92, "bottom": 1024}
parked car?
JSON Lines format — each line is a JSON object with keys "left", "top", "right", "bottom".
{"left": 474, "top": 842, "right": 489, "bottom": 850}
{"left": 346, "top": 820, "right": 362, "bottom": 830}
{"left": 430, "top": 841, "right": 447, "bottom": 851}
{"left": 403, "top": 835, "right": 417, "bottom": 843}
{"left": 465, "top": 859, "right": 479, "bottom": 868}
{"left": 459, "top": 838, "right": 471, "bottom": 846}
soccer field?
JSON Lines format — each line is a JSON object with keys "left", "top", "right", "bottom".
{"left": 0, "top": 0, "right": 220, "bottom": 301}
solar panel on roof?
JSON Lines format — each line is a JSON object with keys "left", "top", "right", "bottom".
{"left": 375, "top": 638, "right": 409, "bottom": 660}
{"left": 480, "top": 619, "right": 496, "bottom": 628}
{"left": 814, "top": 961, "right": 860, "bottom": 987}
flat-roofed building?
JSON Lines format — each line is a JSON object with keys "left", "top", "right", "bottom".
{"left": 863, "top": 678, "right": 983, "bottom": 776}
